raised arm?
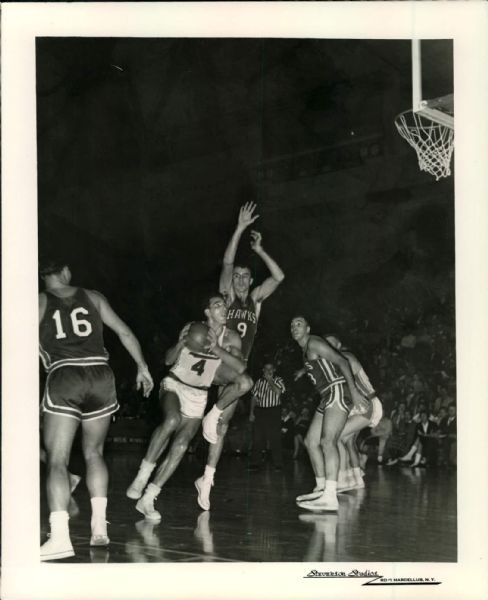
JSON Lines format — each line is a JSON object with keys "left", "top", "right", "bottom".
{"left": 249, "top": 231, "right": 285, "bottom": 303}
{"left": 87, "top": 290, "right": 154, "bottom": 397}
{"left": 219, "top": 202, "right": 259, "bottom": 295}
{"left": 308, "top": 336, "right": 368, "bottom": 412}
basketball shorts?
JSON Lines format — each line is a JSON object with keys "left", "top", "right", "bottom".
{"left": 316, "top": 382, "right": 352, "bottom": 415}
{"left": 161, "top": 376, "right": 208, "bottom": 420}
{"left": 42, "top": 364, "right": 119, "bottom": 422}
{"left": 349, "top": 396, "right": 383, "bottom": 427}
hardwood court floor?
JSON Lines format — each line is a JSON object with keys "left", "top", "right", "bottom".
{"left": 40, "top": 451, "right": 457, "bottom": 563}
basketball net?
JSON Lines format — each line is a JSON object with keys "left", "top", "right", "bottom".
{"left": 395, "top": 110, "right": 454, "bottom": 181}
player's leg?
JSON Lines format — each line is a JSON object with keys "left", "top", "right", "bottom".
{"left": 81, "top": 415, "right": 112, "bottom": 546}
{"left": 136, "top": 417, "right": 201, "bottom": 521}
{"left": 41, "top": 412, "right": 79, "bottom": 560}
{"left": 298, "top": 387, "right": 349, "bottom": 511}
{"left": 296, "top": 410, "right": 325, "bottom": 502}
{"left": 202, "top": 373, "right": 253, "bottom": 444}
{"left": 339, "top": 415, "right": 369, "bottom": 490}
{"left": 195, "top": 399, "right": 238, "bottom": 511}
{"left": 126, "top": 387, "right": 181, "bottom": 499}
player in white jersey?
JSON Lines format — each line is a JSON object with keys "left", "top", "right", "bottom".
{"left": 127, "top": 295, "right": 246, "bottom": 521}
{"left": 327, "top": 336, "right": 382, "bottom": 492}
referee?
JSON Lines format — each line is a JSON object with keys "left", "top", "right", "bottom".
{"left": 249, "top": 363, "right": 286, "bottom": 471}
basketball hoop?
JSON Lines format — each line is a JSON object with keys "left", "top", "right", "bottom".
{"left": 395, "top": 110, "right": 454, "bottom": 181}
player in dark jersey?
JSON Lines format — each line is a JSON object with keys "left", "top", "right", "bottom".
{"left": 39, "top": 259, "right": 154, "bottom": 561}
{"left": 126, "top": 295, "right": 249, "bottom": 521}
{"left": 290, "top": 317, "right": 369, "bottom": 512}
{"left": 195, "top": 202, "right": 285, "bottom": 510}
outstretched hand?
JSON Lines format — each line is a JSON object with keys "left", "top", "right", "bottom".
{"left": 136, "top": 366, "right": 154, "bottom": 398}
{"left": 294, "top": 368, "right": 306, "bottom": 381}
{"left": 237, "top": 202, "right": 259, "bottom": 231}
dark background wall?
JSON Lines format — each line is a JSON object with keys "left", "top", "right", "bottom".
{"left": 36, "top": 37, "right": 455, "bottom": 382}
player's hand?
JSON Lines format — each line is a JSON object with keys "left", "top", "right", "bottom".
{"left": 294, "top": 368, "right": 306, "bottom": 381}
{"left": 249, "top": 413, "right": 255, "bottom": 423}
{"left": 237, "top": 202, "right": 259, "bottom": 231}
{"left": 206, "top": 328, "right": 218, "bottom": 352}
{"left": 136, "top": 366, "right": 154, "bottom": 398}
{"left": 250, "top": 230, "right": 263, "bottom": 253}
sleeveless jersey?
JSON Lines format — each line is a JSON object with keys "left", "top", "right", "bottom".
{"left": 303, "top": 339, "right": 345, "bottom": 395}
{"left": 168, "top": 327, "right": 224, "bottom": 390}
{"left": 342, "top": 351, "right": 377, "bottom": 400}
{"left": 225, "top": 296, "right": 258, "bottom": 360}
{"left": 39, "top": 288, "right": 108, "bottom": 372}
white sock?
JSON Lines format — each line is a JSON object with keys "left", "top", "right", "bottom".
{"left": 49, "top": 511, "right": 70, "bottom": 539}
{"left": 203, "top": 465, "right": 216, "bottom": 482}
{"left": 325, "top": 480, "right": 337, "bottom": 495}
{"left": 210, "top": 405, "right": 223, "bottom": 418}
{"left": 145, "top": 483, "right": 161, "bottom": 499}
{"left": 352, "top": 467, "right": 362, "bottom": 483}
{"left": 140, "top": 458, "right": 156, "bottom": 475}
{"left": 90, "top": 497, "right": 107, "bottom": 534}
{"left": 315, "top": 476, "right": 326, "bottom": 489}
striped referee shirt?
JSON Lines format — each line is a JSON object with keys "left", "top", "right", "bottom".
{"left": 251, "top": 376, "right": 286, "bottom": 408}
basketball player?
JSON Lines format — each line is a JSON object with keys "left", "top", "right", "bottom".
{"left": 195, "top": 202, "right": 285, "bottom": 510}
{"left": 39, "top": 260, "right": 154, "bottom": 561}
{"left": 290, "top": 317, "right": 369, "bottom": 512}
{"left": 127, "top": 295, "right": 249, "bottom": 522}
{"left": 323, "top": 336, "right": 382, "bottom": 492}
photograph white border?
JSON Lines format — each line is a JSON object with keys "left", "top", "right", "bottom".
{"left": 2, "top": 2, "right": 488, "bottom": 599}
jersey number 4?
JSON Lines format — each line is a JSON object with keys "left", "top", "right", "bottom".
{"left": 52, "top": 308, "right": 93, "bottom": 339}
{"left": 190, "top": 359, "right": 206, "bottom": 376}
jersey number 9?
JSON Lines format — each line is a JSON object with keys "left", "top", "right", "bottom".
{"left": 237, "top": 322, "right": 247, "bottom": 338}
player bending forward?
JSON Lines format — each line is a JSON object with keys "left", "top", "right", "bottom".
{"left": 127, "top": 295, "right": 248, "bottom": 521}
{"left": 290, "top": 317, "right": 368, "bottom": 512}
{"left": 296, "top": 335, "right": 383, "bottom": 495}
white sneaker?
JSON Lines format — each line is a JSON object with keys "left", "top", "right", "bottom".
{"left": 195, "top": 476, "right": 213, "bottom": 511}
{"left": 296, "top": 487, "right": 324, "bottom": 503}
{"left": 90, "top": 534, "right": 110, "bottom": 547}
{"left": 337, "top": 481, "right": 357, "bottom": 493}
{"left": 90, "top": 520, "right": 110, "bottom": 547}
{"left": 136, "top": 494, "right": 162, "bottom": 522}
{"left": 202, "top": 409, "right": 220, "bottom": 444}
{"left": 41, "top": 536, "right": 74, "bottom": 561}
{"left": 127, "top": 476, "right": 150, "bottom": 500}
{"left": 297, "top": 495, "right": 339, "bottom": 512}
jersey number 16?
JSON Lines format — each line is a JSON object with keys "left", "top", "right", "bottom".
{"left": 52, "top": 308, "right": 93, "bottom": 339}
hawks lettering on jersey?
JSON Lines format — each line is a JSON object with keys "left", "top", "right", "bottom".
{"left": 39, "top": 288, "right": 109, "bottom": 372}
{"left": 225, "top": 296, "right": 258, "bottom": 360}
{"left": 169, "top": 346, "right": 222, "bottom": 390}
